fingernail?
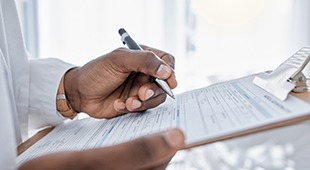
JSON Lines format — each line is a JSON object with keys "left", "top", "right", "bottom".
{"left": 164, "top": 129, "right": 183, "bottom": 147}
{"left": 132, "top": 99, "right": 142, "bottom": 110}
{"left": 145, "top": 89, "right": 154, "bottom": 100}
{"left": 116, "top": 101, "right": 126, "bottom": 110}
{"left": 157, "top": 64, "right": 170, "bottom": 78}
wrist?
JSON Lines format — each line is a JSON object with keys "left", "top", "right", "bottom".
{"left": 56, "top": 73, "right": 78, "bottom": 119}
{"left": 63, "top": 67, "right": 82, "bottom": 113}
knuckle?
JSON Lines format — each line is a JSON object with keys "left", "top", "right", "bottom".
{"left": 137, "top": 52, "right": 158, "bottom": 72}
{"left": 109, "top": 47, "right": 129, "bottom": 59}
{"left": 111, "top": 48, "right": 126, "bottom": 57}
{"left": 170, "top": 54, "right": 175, "bottom": 63}
{"left": 167, "top": 53, "right": 175, "bottom": 61}
{"left": 110, "top": 48, "right": 121, "bottom": 55}
{"left": 114, "top": 47, "right": 127, "bottom": 52}
{"left": 144, "top": 51, "right": 157, "bottom": 60}
{"left": 164, "top": 53, "right": 175, "bottom": 68}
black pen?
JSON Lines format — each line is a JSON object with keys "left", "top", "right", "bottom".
{"left": 118, "top": 28, "right": 175, "bottom": 99}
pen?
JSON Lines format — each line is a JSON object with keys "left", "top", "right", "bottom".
{"left": 118, "top": 28, "right": 175, "bottom": 99}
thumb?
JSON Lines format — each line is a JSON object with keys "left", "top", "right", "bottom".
{"left": 121, "top": 128, "right": 185, "bottom": 169}
{"left": 93, "top": 128, "right": 185, "bottom": 170}
{"left": 115, "top": 48, "right": 172, "bottom": 80}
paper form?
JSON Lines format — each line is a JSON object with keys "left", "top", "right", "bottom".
{"left": 17, "top": 75, "right": 310, "bottom": 165}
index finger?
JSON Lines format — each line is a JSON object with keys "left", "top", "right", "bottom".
{"left": 140, "top": 45, "right": 176, "bottom": 69}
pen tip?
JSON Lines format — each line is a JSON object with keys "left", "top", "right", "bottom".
{"left": 118, "top": 28, "right": 126, "bottom": 36}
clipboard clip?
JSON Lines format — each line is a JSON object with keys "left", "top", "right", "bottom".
{"left": 253, "top": 46, "right": 310, "bottom": 101}
{"left": 288, "top": 71, "right": 307, "bottom": 93}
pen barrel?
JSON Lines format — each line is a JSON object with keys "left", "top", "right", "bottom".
{"left": 119, "top": 28, "right": 143, "bottom": 50}
{"left": 123, "top": 36, "right": 143, "bottom": 50}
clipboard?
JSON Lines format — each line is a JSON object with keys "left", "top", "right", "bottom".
{"left": 17, "top": 74, "right": 310, "bottom": 165}
{"left": 17, "top": 47, "right": 310, "bottom": 165}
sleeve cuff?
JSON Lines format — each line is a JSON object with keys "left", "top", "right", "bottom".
{"left": 28, "top": 58, "right": 75, "bottom": 130}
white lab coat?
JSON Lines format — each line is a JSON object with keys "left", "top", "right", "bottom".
{"left": 0, "top": 0, "right": 74, "bottom": 169}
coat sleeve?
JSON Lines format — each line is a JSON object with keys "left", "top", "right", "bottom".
{"left": 28, "top": 58, "right": 75, "bottom": 131}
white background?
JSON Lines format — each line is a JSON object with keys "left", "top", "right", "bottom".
{"left": 16, "top": 0, "right": 310, "bottom": 169}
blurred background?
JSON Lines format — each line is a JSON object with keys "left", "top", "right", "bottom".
{"left": 16, "top": 0, "right": 310, "bottom": 169}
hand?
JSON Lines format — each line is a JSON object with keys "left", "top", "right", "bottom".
{"left": 19, "top": 128, "right": 185, "bottom": 170}
{"left": 64, "top": 45, "right": 177, "bottom": 118}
